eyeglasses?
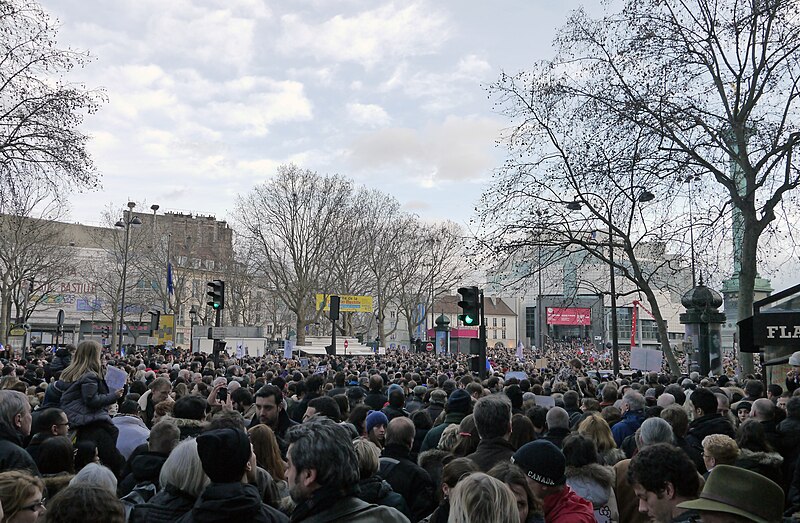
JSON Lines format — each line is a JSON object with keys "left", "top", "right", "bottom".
{"left": 21, "top": 499, "right": 46, "bottom": 512}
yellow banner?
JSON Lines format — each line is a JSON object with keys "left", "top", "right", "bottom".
{"left": 315, "top": 294, "right": 374, "bottom": 313}
{"left": 157, "top": 314, "right": 174, "bottom": 344}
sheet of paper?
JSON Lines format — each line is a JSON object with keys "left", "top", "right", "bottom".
{"left": 535, "top": 395, "right": 556, "bottom": 409}
{"left": 630, "top": 348, "right": 663, "bottom": 372}
{"left": 105, "top": 365, "right": 127, "bottom": 391}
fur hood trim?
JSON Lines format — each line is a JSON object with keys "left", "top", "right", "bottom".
{"left": 738, "top": 448, "right": 783, "bottom": 466}
{"left": 417, "top": 449, "right": 451, "bottom": 468}
{"left": 565, "top": 463, "right": 615, "bottom": 489}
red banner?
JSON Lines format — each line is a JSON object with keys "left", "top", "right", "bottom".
{"left": 546, "top": 307, "right": 591, "bottom": 326}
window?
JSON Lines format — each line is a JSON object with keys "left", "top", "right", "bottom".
{"left": 640, "top": 320, "right": 660, "bottom": 342}
{"left": 192, "top": 258, "right": 201, "bottom": 269}
{"left": 493, "top": 318, "right": 497, "bottom": 327}
{"left": 502, "top": 329, "right": 506, "bottom": 339}
{"left": 502, "top": 318, "right": 506, "bottom": 327}
{"left": 177, "top": 256, "right": 188, "bottom": 266}
{"left": 390, "top": 310, "right": 396, "bottom": 319}
{"left": 526, "top": 307, "right": 536, "bottom": 339}
{"left": 205, "top": 260, "right": 215, "bottom": 270}
{"left": 266, "top": 324, "right": 273, "bottom": 334}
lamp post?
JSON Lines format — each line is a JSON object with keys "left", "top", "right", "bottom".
{"left": 115, "top": 201, "right": 142, "bottom": 353}
{"left": 678, "top": 174, "right": 701, "bottom": 287}
{"left": 567, "top": 187, "right": 654, "bottom": 376}
{"left": 189, "top": 304, "right": 198, "bottom": 353}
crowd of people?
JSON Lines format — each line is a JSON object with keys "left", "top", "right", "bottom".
{"left": 0, "top": 339, "right": 797, "bottom": 522}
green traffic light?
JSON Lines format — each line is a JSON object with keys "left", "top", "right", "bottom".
{"left": 463, "top": 315, "right": 475, "bottom": 325}
{"left": 212, "top": 303, "right": 220, "bottom": 309}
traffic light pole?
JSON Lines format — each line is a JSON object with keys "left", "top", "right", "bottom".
{"left": 479, "top": 290, "right": 487, "bottom": 380}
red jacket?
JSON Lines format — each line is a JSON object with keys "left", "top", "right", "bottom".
{"left": 543, "top": 485, "right": 595, "bottom": 523}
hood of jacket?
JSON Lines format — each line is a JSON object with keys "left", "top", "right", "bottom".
{"left": 565, "top": 464, "right": 614, "bottom": 506}
{"left": 357, "top": 476, "right": 393, "bottom": 502}
{"left": 418, "top": 448, "right": 450, "bottom": 469}
{"left": 138, "top": 390, "right": 151, "bottom": 412}
{"left": 688, "top": 413, "right": 735, "bottom": 439}
{"left": 189, "top": 482, "right": 265, "bottom": 522}
{"left": 737, "top": 448, "right": 784, "bottom": 467}
{"left": 170, "top": 417, "right": 206, "bottom": 429}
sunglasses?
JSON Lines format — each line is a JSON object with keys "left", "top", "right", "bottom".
{"left": 21, "top": 498, "right": 46, "bottom": 512}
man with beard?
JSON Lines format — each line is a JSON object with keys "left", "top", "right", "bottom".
{"left": 250, "top": 384, "right": 297, "bottom": 459}
{"left": 286, "top": 417, "right": 409, "bottom": 522}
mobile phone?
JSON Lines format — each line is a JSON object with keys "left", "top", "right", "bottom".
{"left": 218, "top": 387, "right": 228, "bottom": 402}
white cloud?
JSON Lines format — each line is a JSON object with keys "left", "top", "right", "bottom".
{"left": 346, "top": 103, "right": 391, "bottom": 127}
{"left": 348, "top": 115, "right": 502, "bottom": 183}
{"left": 278, "top": 2, "right": 451, "bottom": 67}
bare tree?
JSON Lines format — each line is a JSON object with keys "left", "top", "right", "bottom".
{"left": 545, "top": 0, "right": 800, "bottom": 373}
{"left": 0, "top": 0, "right": 104, "bottom": 196}
{"left": 234, "top": 165, "right": 354, "bottom": 345}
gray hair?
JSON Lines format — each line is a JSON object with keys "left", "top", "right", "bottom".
{"left": 385, "top": 417, "right": 415, "bottom": 448}
{"left": 473, "top": 394, "right": 512, "bottom": 439}
{"left": 286, "top": 416, "right": 360, "bottom": 492}
{"left": 637, "top": 417, "right": 674, "bottom": 447}
{"left": 546, "top": 407, "right": 570, "bottom": 430}
{"left": 622, "top": 391, "right": 646, "bottom": 412}
{"left": 69, "top": 463, "right": 117, "bottom": 493}
{"left": 159, "top": 438, "right": 209, "bottom": 497}
{"left": 0, "top": 390, "right": 28, "bottom": 427}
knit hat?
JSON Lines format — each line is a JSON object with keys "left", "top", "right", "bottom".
{"left": 196, "top": 428, "right": 251, "bottom": 483}
{"left": 790, "top": 350, "right": 800, "bottom": 367}
{"left": 735, "top": 401, "right": 752, "bottom": 413}
{"left": 387, "top": 383, "right": 403, "bottom": 398}
{"left": 511, "top": 440, "right": 566, "bottom": 486}
{"left": 677, "top": 465, "right": 783, "bottom": 523}
{"left": 430, "top": 389, "right": 447, "bottom": 405}
{"left": 447, "top": 389, "right": 471, "bottom": 413}
{"left": 413, "top": 386, "right": 426, "bottom": 398}
{"left": 366, "top": 410, "right": 388, "bottom": 433}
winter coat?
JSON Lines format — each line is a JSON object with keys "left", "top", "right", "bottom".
{"left": 382, "top": 404, "right": 409, "bottom": 422}
{"left": 60, "top": 371, "right": 118, "bottom": 428}
{"left": 25, "top": 431, "right": 55, "bottom": 465}
{"left": 597, "top": 448, "right": 626, "bottom": 467}
{"left": 41, "top": 380, "right": 69, "bottom": 409}
{"left": 613, "top": 459, "right": 648, "bottom": 523}
{"left": 405, "top": 397, "right": 425, "bottom": 413}
{"left": 130, "top": 484, "right": 197, "bottom": 523}
{"left": 365, "top": 390, "right": 387, "bottom": 411}
{"left": 411, "top": 428, "right": 429, "bottom": 462}
{"left": 611, "top": 411, "right": 645, "bottom": 447}
{"left": 779, "top": 416, "right": 800, "bottom": 490}
{"left": 380, "top": 443, "right": 437, "bottom": 522}
{"left": 543, "top": 484, "right": 596, "bottom": 523}
{"left": 290, "top": 487, "right": 409, "bottom": 523}
{"left": 0, "top": 423, "right": 38, "bottom": 475}
{"left": 735, "top": 448, "right": 784, "bottom": 487}
{"left": 112, "top": 414, "right": 150, "bottom": 460}
{"left": 542, "top": 427, "right": 571, "bottom": 449}
{"left": 356, "top": 475, "right": 412, "bottom": 520}
{"left": 42, "top": 472, "right": 72, "bottom": 499}
{"left": 424, "top": 404, "right": 445, "bottom": 426}
{"left": 466, "top": 437, "right": 515, "bottom": 472}
{"left": 420, "top": 412, "right": 465, "bottom": 452}
{"left": 175, "top": 482, "right": 288, "bottom": 523}
{"left": 117, "top": 451, "right": 168, "bottom": 498}
{"left": 171, "top": 417, "right": 206, "bottom": 440}
{"left": 565, "top": 463, "right": 619, "bottom": 523}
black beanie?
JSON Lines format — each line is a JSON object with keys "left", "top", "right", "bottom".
{"left": 511, "top": 440, "right": 565, "bottom": 486}
{"left": 196, "top": 428, "right": 251, "bottom": 483}
{"left": 447, "top": 389, "right": 471, "bottom": 413}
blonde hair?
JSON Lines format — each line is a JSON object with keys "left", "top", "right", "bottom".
{"left": 159, "top": 438, "right": 209, "bottom": 497}
{"left": 437, "top": 423, "right": 461, "bottom": 451}
{"left": 0, "top": 470, "right": 44, "bottom": 521}
{"left": 60, "top": 340, "right": 103, "bottom": 383}
{"left": 578, "top": 412, "right": 617, "bottom": 452}
{"left": 702, "top": 434, "right": 740, "bottom": 465}
{"left": 352, "top": 437, "right": 381, "bottom": 479}
{"left": 449, "top": 472, "right": 519, "bottom": 523}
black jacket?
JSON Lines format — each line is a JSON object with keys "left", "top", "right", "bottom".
{"left": 686, "top": 413, "right": 735, "bottom": 446}
{"left": 176, "top": 482, "right": 288, "bottom": 523}
{"left": 467, "top": 437, "right": 516, "bottom": 472}
{"left": 25, "top": 431, "right": 54, "bottom": 465}
{"left": 0, "top": 424, "right": 38, "bottom": 475}
{"left": 542, "top": 427, "right": 571, "bottom": 449}
{"left": 356, "top": 475, "right": 412, "bottom": 519}
{"left": 379, "top": 443, "right": 436, "bottom": 522}
{"left": 118, "top": 451, "right": 169, "bottom": 497}
{"left": 130, "top": 484, "right": 196, "bottom": 523}
{"left": 382, "top": 405, "right": 409, "bottom": 422}
{"left": 365, "top": 390, "right": 387, "bottom": 411}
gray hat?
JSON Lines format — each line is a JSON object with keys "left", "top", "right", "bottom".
{"left": 789, "top": 350, "right": 800, "bottom": 367}
{"left": 413, "top": 385, "right": 426, "bottom": 397}
{"left": 430, "top": 389, "right": 447, "bottom": 405}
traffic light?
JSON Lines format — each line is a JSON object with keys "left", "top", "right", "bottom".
{"left": 206, "top": 280, "right": 225, "bottom": 310}
{"left": 328, "top": 295, "right": 340, "bottom": 321}
{"left": 458, "top": 286, "right": 481, "bottom": 326}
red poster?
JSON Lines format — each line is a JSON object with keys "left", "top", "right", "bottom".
{"left": 546, "top": 307, "right": 592, "bottom": 326}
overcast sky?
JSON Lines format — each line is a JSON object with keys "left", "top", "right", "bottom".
{"left": 39, "top": 0, "right": 602, "bottom": 228}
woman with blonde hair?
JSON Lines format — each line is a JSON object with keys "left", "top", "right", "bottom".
{"left": 59, "top": 340, "right": 124, "bottom": 475}
{"left": 448, "top": 472, "right": 519, "bottom": 523}
{"left": 0, "top": 470, "right": 46, "bottom": 522}
{"left": 577, "top": 412, "right": 625, "bottom": 466}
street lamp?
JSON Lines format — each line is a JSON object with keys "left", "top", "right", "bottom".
{"left": 566, "top": 187, "right": 654, "bottom": 376}
{"left": 189, "top": 304, "right": 198, "bottom": 353}
{"left": 678, "top": 174, "right": 701, "bottom": 287}
{"left": 115, "top": 201, "right": 142, "bottom": 352}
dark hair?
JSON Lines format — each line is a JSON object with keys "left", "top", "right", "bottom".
{"left": 562, "top": 433, "right": 599, "bottom": 467}
{"left": 627, "top": 443, "right": 699, "bottom": 497}
{"left": 74, "top": 440, "right": 98, "bottom": 471}
{"left": 47, "top": 485, "right": 125, "bottom": 523}
{"left": 255, "top": 384, "right": 284, "bottom": 403}
{"left": 663, "top": 384, "right": 686, "bottom": 406}
{"left": 736, "top": 418, "right": 774, "bottom": 452}
{"left": 149, "top": 420, "right": 180, "bottom": 454}
{"left": 206, "top": 410, "right": 246, "bottom": 432}
{"left": 563, "top": 390, "right": 580, "bottom": 409}
{"left": 36, "top": 435, "right": 74, "bottom": 474}
{"left": 473, "top": 394, "right": 512, "bottom": 439}
{"left": 307, "top": 396, "right": 342, "bottom": 422}
{"left": 441, "top": 457, "right": 478, "bottom": 488}
{"left": 173, "top": 395, "right": 207, "bottom": 420}
{"left": 347, "top": 405, "right": 371, "bottom": 436}
{"left": 767, "top": 384, "right": 783, "bottom": 397}
{"left": 745, "top": 380, "right": 764, "bottom": 399}
{"left": 690, "top": 387, "right": 717, "bottom": 416}
{"left": 286, "top": 417, "right": 360, "bottom": 493}
{"left": 306, "top": 374, "right": 324, "bottom": 393}
{"left": 32, "top": 407, "right": 66, "bottom": 433}
{"left": 787, "top": 396, "right": 800, "bottom": 419}
{"left": 231, "top": 387, "right": 253, "bottom": 407}
{"left": 411, "top": 409, "right": 433, "bottom": 431}
{"left": 332, "top": 394, "right": 349, "bottom": 418}
{"left": 119, "top": 399, "right": 140, "bottom": 415}
{"left": 510, "top": 414, "right": 535, "bottom": 450}
{"left": 526, "top": 405, "right": 548, "bottom": 430}
{"left": 660, "top": 405, "right": 689, "bottom": 438}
